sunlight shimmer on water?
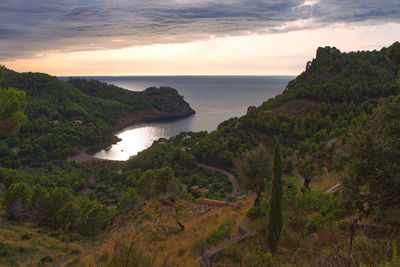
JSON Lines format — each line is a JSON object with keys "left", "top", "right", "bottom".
{"left": 94, "top": 125, "right": 166, "bottom": 161}
{"left": 89, "top": 76, "right": 293, "bottom": 160}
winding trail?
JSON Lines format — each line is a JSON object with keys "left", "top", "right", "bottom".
{"left": 195, "top": 162, "right": 239, "bottom": 196}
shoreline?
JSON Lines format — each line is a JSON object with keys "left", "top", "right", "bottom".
{"left": 68, "top": 111, "right": 195, "bottom": 163}
{"left": 113, "top": 108, "right": 195, "bottom": 131}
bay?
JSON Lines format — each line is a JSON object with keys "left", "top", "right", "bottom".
{"left": 60, "top": 76, "right": 294, "bottom": 160}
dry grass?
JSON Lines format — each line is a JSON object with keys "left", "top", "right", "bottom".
{"left": 216, "top": 221, "right": 400, "bottom": 267}
{"left": 311, "top": 171, "right": 341, "bottom": 192}
{"left": 83, "top": 194, "right": 255, "bottom": 267}
{"left": 0, "top": 217, "right": 84, "bottom": 267}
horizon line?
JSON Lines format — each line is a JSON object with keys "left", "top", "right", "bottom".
{"left": 57, "top": 74, "right": 298, "bottom": 77}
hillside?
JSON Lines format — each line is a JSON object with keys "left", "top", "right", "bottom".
{"left": 68, "top": 78, "right": 196, "bottom": 130}
{"left": 159, "top": 44, "right": 400, "bottom": 266}
{"left": 169, "top": 46, "right": 399, "bottom": 171}
{"left": 0, "top": 43, "right": 400, "bottom": 267}
{"left": 0, "top": 72, "right": 194, "bottom": 166}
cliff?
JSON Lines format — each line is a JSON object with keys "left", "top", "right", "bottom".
{"left": 115, "top": 87, "right": 195, "bottom": 130}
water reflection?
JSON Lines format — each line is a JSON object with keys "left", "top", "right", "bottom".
{"left": 87, "top": 76, "right": 294, "bottom": 161}
{"left": 94, "top": 117, "right": 195, "bottom": 161}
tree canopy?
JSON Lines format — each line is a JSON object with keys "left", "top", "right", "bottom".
{"left": 343, "top": 95, "right": 400, "bottom": 221}
{"left": 234, "top": 144, "right": 272, "bottom": 205}
{"left": 0, "top": 66, "right": 27, "bottom": 137}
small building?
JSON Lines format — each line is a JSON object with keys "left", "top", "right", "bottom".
{"left": 74, "top": 120, "right": 83, "bottom": 125}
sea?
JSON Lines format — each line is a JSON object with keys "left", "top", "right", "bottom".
{"left": 59, "top": 76, "right": 294, "bottom": 160}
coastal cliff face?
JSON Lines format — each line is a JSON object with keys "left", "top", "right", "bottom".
{"left": 115, "top": 87, "right": 195, "bottom": 130}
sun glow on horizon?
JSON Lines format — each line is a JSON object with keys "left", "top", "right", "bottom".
{"left": 3, "top": 23, "right": 400, "bottom": 76}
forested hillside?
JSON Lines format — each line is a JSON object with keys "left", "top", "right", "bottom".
{"left": 0, "top": 43, "right": 399, "bottom": 266}
{"left": 171, "top": 46, "right": 399, "bottom": 173}
{"left": 0, "top": 72, "right": 194, "bottom": 166}
{"left": 116, "top": 43, "right": 400, "bottom": 266}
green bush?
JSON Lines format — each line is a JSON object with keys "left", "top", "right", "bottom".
{"left": 40, "top": 255, "right": 53, "bottom": 263}
{"left": 204, "top": 219, "right": 235, "bottom": 247}
{"left": 246, "top": 206, "right": 262, "bottom": 219}
{"left": 65, "top": 257, "right": 80, "bottom": 267}
{"left": 20, "top": 233, "right": 31, "bottom": 240}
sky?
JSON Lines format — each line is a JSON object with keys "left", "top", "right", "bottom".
{"left": 1, "top": 0, "right": 400, "bottom": 76}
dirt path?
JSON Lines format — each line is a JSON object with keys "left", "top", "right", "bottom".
{"left": 67, "top": 152, "right": 109, "bottom": 163}
{"left": 195, "top": 162, "right": 239, "bottom": 196}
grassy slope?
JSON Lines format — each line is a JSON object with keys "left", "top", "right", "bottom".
{"left": 82, "top": 195, "right": 255, "bottom": 266}
{"left": 0, "top": 211, "right": 85, "bottom": 266}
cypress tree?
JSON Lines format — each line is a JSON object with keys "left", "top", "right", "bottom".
{"left": 267, "top": 140, "right": 283, "bottom": 252}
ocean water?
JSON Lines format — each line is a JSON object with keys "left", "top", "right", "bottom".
{"left": 60, "top": 76, "right": 294, "bottom": 160}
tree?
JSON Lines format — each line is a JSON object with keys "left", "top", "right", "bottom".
{"left": 30, "top": 184, "right": 48, "bottom": 225}
{"left": 267, "top": 141, "right": 283, "bottom": 252}
{"left": 3, "top": 182, "right": 32, "bottom": 221}
{"left": 117, "top": 187, "right": 141, "bottom": 213}
{"left": 387, "top": 41, "right": 400, "bottom": 84}
{"left": 283, "top": 176, "right": 324, "bottom": 236}
{"left": 46, "top": 187, "right": 73, "bottom": 229}
{"left": 343, "top": 95, "right": 400, "bottom": 220}
{"left": 77, "top": 199, "right": 110, "bottom": 240}
{"left": 233, "top": 144, "right": 272, "bottom": 205}
{"left": 137, "top": 170, "right": 155, "bottom": 200}
{"left": 387, "top": 41, "right": 400, "bottom": 64}
{"left": 153, "top": 167, "right": 176, "bottom": 196}
{"left": 0, "top": 66, "right": 27, "bottom": 137}
{"left": 56, "top": 201, "right": 80, "bottom": 231}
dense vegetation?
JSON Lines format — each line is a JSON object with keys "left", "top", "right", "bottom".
{"left": 1, "top": 42, "right": 400, "bottom": 266}
{"left": 150, "top": 43, "right": 400, "bottom": 266}
{"left": 168, "top": 46, "right": 399, "bottom": 176}
{"left": 0, "top": 67, "right": 198, "bottom": 265}
{"left": 176, "top": 43, "right": 396, "bottom": 266}
{"left": 0, "top": 72, "right": 193, "bottom": 166}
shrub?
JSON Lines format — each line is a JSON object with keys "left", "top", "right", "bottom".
{"left": 40, "top": 255, "right": 53, "bottom": 263}
{"left": 204, "top": 219, "right": 236, "bottom": 248}
{"left": 246, "top": 206, "right": 262, "bottom": 219}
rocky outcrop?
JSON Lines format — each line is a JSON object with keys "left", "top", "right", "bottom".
{"left": 305, "top": 46, "right": 341, "bottom": 81}
{"left": 114, "top": 87, "right": 195, "bottom": 130}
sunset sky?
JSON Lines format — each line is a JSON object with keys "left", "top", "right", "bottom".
{"left": 1, "top": 0, "right": 400, "bottom": 76}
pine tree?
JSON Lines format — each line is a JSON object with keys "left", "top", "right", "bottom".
{"left": 267, "top": 140, "right": 283, "bottom": 252}
{"left": 387, "top": 41, "right": 400, "bottom": 84}
{"left": 0, "top": 66, "right": 27, "bottom": 137}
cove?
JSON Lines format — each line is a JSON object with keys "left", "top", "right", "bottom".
{"left": 79, "top": 76, "right": 295, "bottom": 160}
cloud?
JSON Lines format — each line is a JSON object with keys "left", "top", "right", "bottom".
{"left": 0, "top": 0, "right": 399, "bottom": 60}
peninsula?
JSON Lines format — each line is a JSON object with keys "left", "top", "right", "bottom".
{"left": 0, "top": 71, "right": 195, "bottom": 164}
